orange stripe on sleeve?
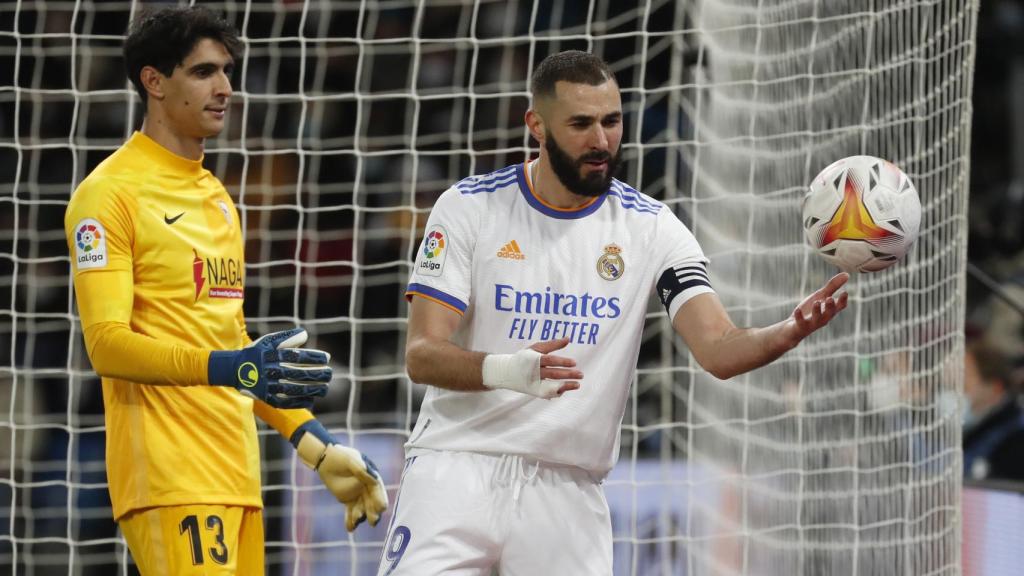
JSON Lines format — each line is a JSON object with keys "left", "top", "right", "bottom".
{"left": 405, "top": 291, "right": 465, "bottom": 316}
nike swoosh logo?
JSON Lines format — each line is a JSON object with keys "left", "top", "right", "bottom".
{"left": 164, "top": 212, "right": 185, "bottom": 225}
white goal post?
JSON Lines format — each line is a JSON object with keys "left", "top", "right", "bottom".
{"left": 0, "top": 0, "right": 976, "bottom": 574}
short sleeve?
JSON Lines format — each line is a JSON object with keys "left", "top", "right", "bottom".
{"left": 405, "top": 187, "right": 478, "bottom": 315}
{"left": 652, "top": 207, "right": 715, "bottom": 320}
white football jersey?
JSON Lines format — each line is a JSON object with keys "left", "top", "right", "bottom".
{"left": 405, "top": 160, "right": 714, "bottom": 475}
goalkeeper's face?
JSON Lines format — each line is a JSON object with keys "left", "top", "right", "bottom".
{"left": 541, "top": 80, "right": 623, "bottom": 198}
{"left": 161, "top": 38, "right": 235, "bottom": 139}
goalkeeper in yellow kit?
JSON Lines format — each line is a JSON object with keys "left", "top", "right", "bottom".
{"left": 63, "top": 7, "right": 387, "bottom": 574}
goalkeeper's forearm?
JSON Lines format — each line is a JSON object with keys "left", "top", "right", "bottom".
{"left": 252, "top": 400, "right": 314, "bottom": 442}
{"left": 83, "top": 321, "right": 210, "bottom": 386}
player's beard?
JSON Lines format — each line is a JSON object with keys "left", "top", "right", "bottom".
{"left": 544, "top": 130, "right": 621, "bottom": 198}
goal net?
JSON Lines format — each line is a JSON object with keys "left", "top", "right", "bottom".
{"left": 0, "top": 0, "right": 976, "bottom": 574}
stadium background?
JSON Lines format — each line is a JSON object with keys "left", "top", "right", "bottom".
{"left": 1, "top": 0, "right": 1021, "bottom": 574}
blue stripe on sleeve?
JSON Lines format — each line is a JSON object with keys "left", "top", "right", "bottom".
{"left": 406, "top": 283, "right": 468, "bottom": 313}
{"left": 455, "top": 165, "right": 518, "bottom": 192}
{"left": 457, "top": 175, "right": 519, "bottom": 195}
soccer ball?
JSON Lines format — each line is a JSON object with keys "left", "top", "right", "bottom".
{"left": 802, "top": 155, "right": 921, "bottom": 273}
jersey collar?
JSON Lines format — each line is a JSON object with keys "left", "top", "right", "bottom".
{"left": 517, "top": 161, "right": 606, "bottom": 220}
{"left": 129, "top": 131, "right": 207, "bottom": 177}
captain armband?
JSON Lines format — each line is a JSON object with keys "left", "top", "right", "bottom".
{"left": 656, "top": 262, "right": 713, "bottom": 315}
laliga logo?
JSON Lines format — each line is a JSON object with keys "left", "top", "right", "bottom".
{"left": 72, "top": 218, "right": 108, "bottom": 269}
{"left": 423, "top": 230, "right": 445, "bottom": 258}
{"left": 76, "top": 223, "right": 105, "bottom": 264}
{"left": 76, "top": 223, "right": 101, "bottom": 252}
{"left": 420, "top": 229, "right": 446, "bottom": 272}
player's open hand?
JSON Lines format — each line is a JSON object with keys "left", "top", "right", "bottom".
{"left": 791, "top": 272, "right": 849, "bottom": 341}
{"left": 530, "top": 338, "right": 583, "bottom": 396}
{"left": 481, "top": 338, "right": 582, "bottom": 399}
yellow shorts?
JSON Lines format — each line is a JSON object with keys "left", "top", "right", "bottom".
{"left": 119, "top": 505, "right": 263, "bottom": 575}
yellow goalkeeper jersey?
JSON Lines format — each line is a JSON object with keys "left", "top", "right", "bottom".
{"left": 65, "top": 131, "right": 262, "bottom": 519}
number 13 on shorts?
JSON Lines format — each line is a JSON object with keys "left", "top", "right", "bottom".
{"left": 179, "top": 513, "right": 228, "bottom": 565}
{"left": 120, "top": 505, "right": 264, "bottom": 575}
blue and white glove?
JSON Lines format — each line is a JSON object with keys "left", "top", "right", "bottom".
{"left": 292, "top": 420, "right": 389, "bottom": 531}
{"left": 208, "top": 328, "right": 331, "bottom": 409}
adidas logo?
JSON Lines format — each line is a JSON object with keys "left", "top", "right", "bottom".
{"left": 497, "top": 240, "right": 525, "bottom": 260}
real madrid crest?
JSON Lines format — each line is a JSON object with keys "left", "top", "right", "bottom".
{"left": 597, "top": 243, "right": 624, "bottom": 281}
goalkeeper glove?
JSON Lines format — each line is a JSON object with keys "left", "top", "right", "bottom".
{"left": 291, "top": 420, "right": 389, "bottom": 531}
{"left": 208, "top": 328, "right": 330, "bottom": 409}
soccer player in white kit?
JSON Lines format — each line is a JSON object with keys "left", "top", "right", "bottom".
{"left": 378, "top": 51, "right": 849, "bottom": 576}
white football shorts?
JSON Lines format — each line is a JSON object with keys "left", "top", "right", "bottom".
{"left": 376, "top": 450, "right": 613, "bottom": 576}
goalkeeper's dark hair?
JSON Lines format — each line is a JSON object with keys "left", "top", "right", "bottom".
{"left": 531, "top": 50, "right": 616, "bottom": 100}
{"left": 124, "top": 6, "right": 241, "bottom": 113}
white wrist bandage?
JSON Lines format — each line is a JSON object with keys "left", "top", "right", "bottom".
{"left": 481, "top": 348, "right": 563, "bottom": 399}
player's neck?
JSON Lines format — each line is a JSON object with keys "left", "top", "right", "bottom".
{"left": 530, "top": 157, "right": 593, "bottom": 209}
{"left": 140, "top": 114, "right": 205, "bottom": 161}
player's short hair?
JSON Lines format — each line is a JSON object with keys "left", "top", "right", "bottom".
{"left": 124, "top": 6, "right": 241, "bottom": 113}
{"left": 531, "top": 50, "right": 616, "bottom": 100}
